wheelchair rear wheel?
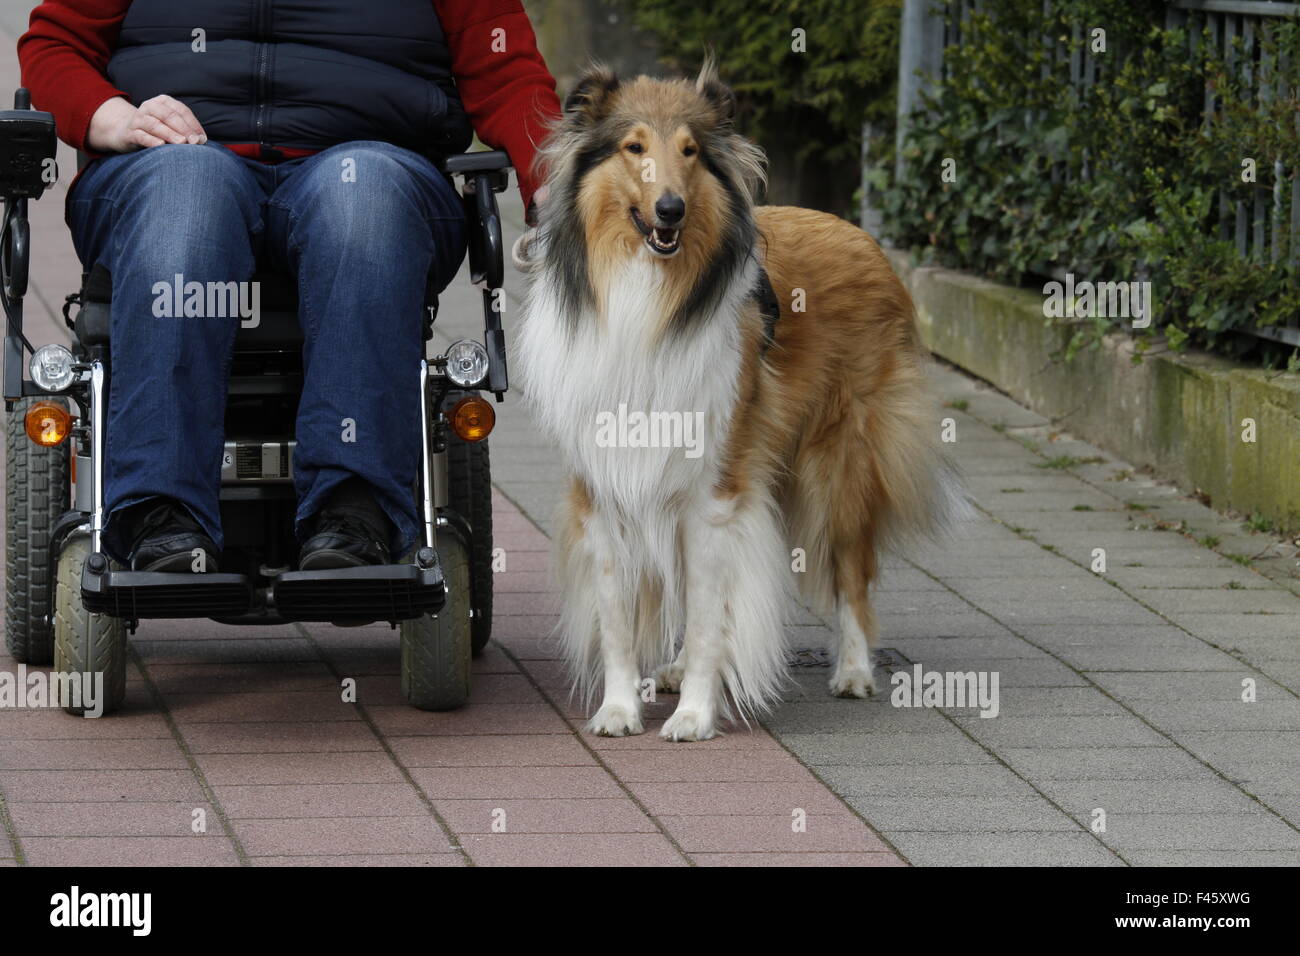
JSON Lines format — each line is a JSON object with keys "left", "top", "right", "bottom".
{"left": 54, "top": 536, "right": 127, "bottom": 716}
{"left": 400, "top": 528, "right": 471, "bottom": 710}
{"left": 5, "top": 396, "right": 71, "bottom": 664}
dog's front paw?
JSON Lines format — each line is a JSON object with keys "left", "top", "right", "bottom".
{"left": 660, "top": 707, "right": 717, "bottom": 742}
{"left": 653, "top": 661, "right": 684, "bottom": 693}
{"left": 829, "top": 665, "right": 877, "bottom": 699}
{"left": 587, "top": 702, "right": 644, "bottom": 737}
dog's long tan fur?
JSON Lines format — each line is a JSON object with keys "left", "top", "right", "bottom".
{"left": 520, "top": 63, "right": 962, "bottom": 740}
{"left": 733, "top": 205, "right": 943, "bottom": 640}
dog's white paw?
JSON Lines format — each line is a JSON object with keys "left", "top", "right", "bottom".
{"left": 830, "top": 665, "right": 877, "bottom": 699}
{"left": 660, "top": 707, "right": 717, "bottom": 742}
{"left": 653, "top": 661, "right": 684, "bottom": 693}
{"left": 587, "top": 702, "right": 644, "bottom": 737}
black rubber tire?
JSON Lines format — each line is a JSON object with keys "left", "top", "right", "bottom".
{"left": 442, "top": 389, "right": 493, "bottom": 657}
{"left": 5, "top": 396, "right": 71, "bottom": 664}
{"left": 400, "top": 528, "right": 471, "bottom": 711}
{"left": 54, "top": 536, "right": 127, "bottom": 716}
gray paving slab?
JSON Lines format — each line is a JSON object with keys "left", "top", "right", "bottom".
{"left": 846, "top": 795, "right": 1079, "bottom": 832}
{"left": 1122, "top": 849, "right": 1300, "bottom": 866}
{"left": 882, "top": 831, "right": 1123, "bottom": 866}
{"left": 813, "top": 762, "right": 1039, "bottom": 799}
{"left": 996, "top": 747, "right": 1214, "bottom": 781}
{"left": 1087, "top": 813, "right": 1300, "bottom": 852}
{"left": 952, "top": 715, "right": 1171, "bottom": 749}
{"left": 1033, "top": 777, "right": 1271, "bottom": 816}
{"left": 1088, "top": 670, "right": 1286, "bottom": 702}
{"left": 773, "top": 732, "right": 1000, "bottom": 767}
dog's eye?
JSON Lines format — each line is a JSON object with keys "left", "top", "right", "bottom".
{"left": 683, "top": 145, "right": 697, "bottom": 157}
{"left": 625, "top": 142, "right": 643, "bottom": 154}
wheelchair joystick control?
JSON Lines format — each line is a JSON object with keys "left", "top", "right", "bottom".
{"left": 415, "top": 547, "right": 437, "bottom": 569}
{"left": 86, "top": 553, "right": 107, "bottom": 574}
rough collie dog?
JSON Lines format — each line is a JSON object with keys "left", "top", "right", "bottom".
{"left": 516, "top": 63, "right": 964, "bottom": 741}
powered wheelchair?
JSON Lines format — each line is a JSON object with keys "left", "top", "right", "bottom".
{"left": 2, "top": 89, "right": 509, "bottom": 715}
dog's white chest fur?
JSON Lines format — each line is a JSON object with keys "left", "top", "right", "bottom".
{"left": 519, "top": 255, "right": 746, "bottom": 514}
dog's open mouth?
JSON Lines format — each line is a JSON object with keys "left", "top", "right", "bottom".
{"left": 631, "top": 208, "right": 681, "bottom": 256}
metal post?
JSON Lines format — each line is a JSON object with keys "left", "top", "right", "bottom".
{"left": 417, "top": 360, "right": 437, "bottom": 551}
{"left": 90, "top": 361, "right": 106, "bottom": 553}
{"left": 896, "top": 0, "right": 946, "bottom": 183}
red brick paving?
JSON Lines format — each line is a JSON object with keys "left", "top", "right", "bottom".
{"left": 0, "top": 492, "right": 904, "bottom": 866}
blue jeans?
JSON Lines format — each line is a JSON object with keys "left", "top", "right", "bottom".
{"left": 67, "top": 141, "right": 467, "bottom": 562}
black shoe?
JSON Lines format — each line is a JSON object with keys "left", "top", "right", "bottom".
{"left": 298, "top": 479, "right": 393, "bottom": 570}
{"left": 125, "top": 498, "right": 220, "bottom": 572}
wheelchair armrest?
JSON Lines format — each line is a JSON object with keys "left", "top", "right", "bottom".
{"left": 2, "top": 87, "right": 55, "bottom": 405}
{"left": 443, "top": 149, "right": 511, "bottom": 175}
{"left": 0, "top": 89, "right": 57, "bottom": 203}
{"left": 462, "top": 171, "right": 505, "bottom": 292}
{"left": 446, "top": 151, "right": 511, "bottom": 397}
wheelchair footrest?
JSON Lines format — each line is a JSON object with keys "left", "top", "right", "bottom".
{"left": 271, "top": 563, "right": 446, "bottom": 622}
{"left": 82, "top": 566, "right": 255, "bottom": 619}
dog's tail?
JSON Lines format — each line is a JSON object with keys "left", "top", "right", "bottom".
{"left": 870, "top": 363, "right": 975, "bottom": 556}
{"left": 787, "top": 347, "right": 972, "bottom": 625}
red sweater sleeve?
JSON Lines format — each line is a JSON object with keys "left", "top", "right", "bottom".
{"left": 434, "top": 0, "right": 562, "bottom": 211}
{"left": 17, "top": 0, "right": 132, "bottom": 152}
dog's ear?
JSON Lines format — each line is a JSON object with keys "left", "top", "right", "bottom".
{"left": 695, "top": 56, "right": 735, "bottom": 124}
{"left": 564, "top": 64, "right": 621, "bottom": 124}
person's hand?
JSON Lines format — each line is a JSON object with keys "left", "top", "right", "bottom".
{"left": 87, "top": 95, "right": 208, "bottom": 153}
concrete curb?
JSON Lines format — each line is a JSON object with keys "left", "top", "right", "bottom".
{"left": 885, "top": 249, "right": 1300, "bottom": 535}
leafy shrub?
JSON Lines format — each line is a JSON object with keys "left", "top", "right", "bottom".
{"left": 880, "top": 0, "right": 1300, "bottom": 362}
{"left": 618, "top": 0, "right": 902, "bottom": 169}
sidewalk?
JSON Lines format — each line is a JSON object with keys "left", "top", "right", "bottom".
{"left": 0, "top": 45, "right": 1297, "bottom": 862}
{"left": 436, "top": 189, "right": 1300, "bottom": 866}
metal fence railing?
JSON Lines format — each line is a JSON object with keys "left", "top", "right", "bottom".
{"left": 894, "top": 0, "right": 1300, "bottom": 347}
{"left": 1174, "top": 0, "right": 1298, "bottom": 346}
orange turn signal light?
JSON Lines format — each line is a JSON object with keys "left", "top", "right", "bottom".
{"left": 24, "top": 400, "right": 72, "bottom": 447}
{"left": 450, "top": 395, "right": 495, "bottom": 442}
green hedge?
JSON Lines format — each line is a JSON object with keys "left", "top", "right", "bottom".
{"left": 879, "top": 0, "right": 1300, "bottom": 364}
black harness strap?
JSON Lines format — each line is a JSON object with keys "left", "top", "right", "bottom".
{"left": 752, "top": 266, "right": 780, "bottom": 356}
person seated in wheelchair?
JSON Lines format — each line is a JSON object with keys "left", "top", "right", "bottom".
{"left": 17, "top": 0, "right": 559, "bottom": 573}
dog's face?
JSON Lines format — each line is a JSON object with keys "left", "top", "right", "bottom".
{"left": 612, "top": 114, "right": 699, "bottom": 258}
{"left": 556, "top": 64, "right": 746, "bottom": 264}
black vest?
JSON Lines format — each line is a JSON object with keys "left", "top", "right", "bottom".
{"left": 107, "top": 0, "right": 473, "bottom": 158}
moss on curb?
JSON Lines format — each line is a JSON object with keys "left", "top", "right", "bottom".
{"left": 888, "top": 250, "right": 1300, "bottom": 534}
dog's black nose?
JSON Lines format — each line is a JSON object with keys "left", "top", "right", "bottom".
{"left": 654, "top": 192, "right": 686, "bottom": 227}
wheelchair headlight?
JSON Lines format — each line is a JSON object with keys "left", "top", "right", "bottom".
{"left": 29, "top": 344, "right": 76, "bottom": 392}
{"left": 444, "top": 339, "right": 489, "bottom": 387}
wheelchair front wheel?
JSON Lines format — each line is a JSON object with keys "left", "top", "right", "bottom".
{"left": 5, "top": 396, "right": 70, "bottom": 664}
{"left": 54, "top": 536, "right": 127, "bottom": 716}
{"left": 400, "top": 528, "right": 471, "bottom": 711}
{"left": 442, "top": 389, "right": 493, "bottom": 657}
